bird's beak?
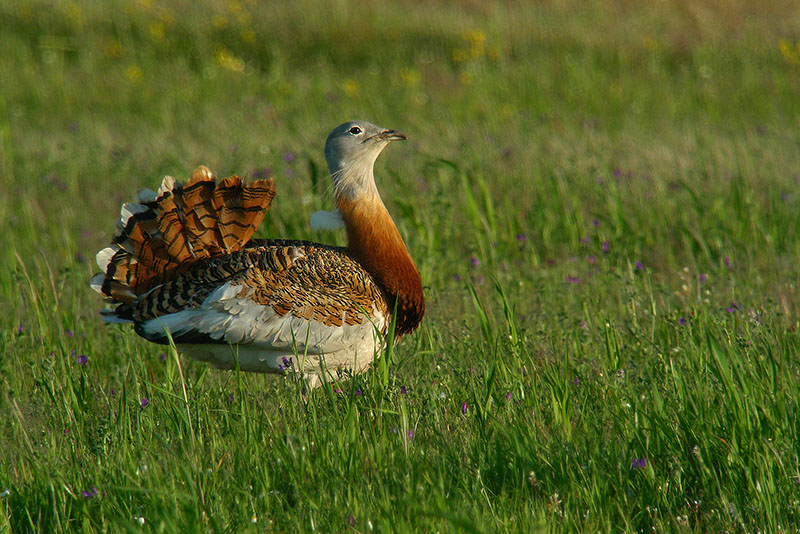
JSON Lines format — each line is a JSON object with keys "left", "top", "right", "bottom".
{"left": 378, "top": 129, "right": 407, "bottom": 142}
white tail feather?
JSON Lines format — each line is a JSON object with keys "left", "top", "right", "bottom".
{"left": 96, "top": 245, "right": 120, "bottom": 271}
{"left": 158, "top": 175, "right": 176, "bottom": 196}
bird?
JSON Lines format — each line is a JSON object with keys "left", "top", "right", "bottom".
{"left": 91, "top": 120, "right": 424, "bottom": 388}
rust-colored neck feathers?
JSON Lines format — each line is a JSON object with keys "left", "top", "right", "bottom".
{"left": 337, "top": 194, "right": 424, "bottom": 336}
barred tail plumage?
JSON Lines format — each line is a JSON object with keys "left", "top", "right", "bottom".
{"left": 91, "top": 166, "right": 276, "bottom": 313}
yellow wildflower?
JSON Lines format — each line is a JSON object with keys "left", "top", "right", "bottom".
{"left": 126, "top": 65, "right": 143, "bottom": 83}
{"left": 463, "top": 29, "right": 486, "bottom": 46}
{"left": 779, "top": 38, "right": 800, "bottom": 66}
{"left": 149, "top": 21, "right": 165, "bottom": 42}
{"left": 216, "top": 47, "right": 245, "bottom": 73}
{"left": 464, "top": 29, "right": 486, "bottom": 58}
{"left": 400, "top": 68, "right": 421, "bottom": 87}
{"left": 342, "top": 79, "right": 360, "bottom": 97}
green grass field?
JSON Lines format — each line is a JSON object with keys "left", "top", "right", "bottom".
{"left": 3, "top": 0, "right": 800, "bottom": 531}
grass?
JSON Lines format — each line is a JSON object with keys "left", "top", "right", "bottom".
{"left": 2, "top": 0, "right": 800, "bottom": 531}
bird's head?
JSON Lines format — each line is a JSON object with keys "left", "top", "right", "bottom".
{"left": 324, "top": 120, "right": 406, "bottom": 201}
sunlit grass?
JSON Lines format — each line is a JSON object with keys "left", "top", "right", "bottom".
{"left": 2, "top": 0, "right": 800, "bottom": 532}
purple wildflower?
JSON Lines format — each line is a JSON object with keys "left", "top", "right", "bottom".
{"left": 470, "top": 256, "right": 480, "bottom": 267}
{"left": 400, "top": 386, "right": 407, "bottom": 395}
{"left": 592, "top": 219, "right": 600, "bottom": 227}
{"left": 516, "top": 233, "right": 527, "bottom": 242}
{"left": 334, "top": 387, "right": 342, "bottom": 394}
{"left": 723, "top": 256, "right": 732, "bottom": 269}
{"left": 227, "top": 393, "right": 234, "bottom": 404}
{"left": 547, "top": 258, "right": 556, "bottom": 265}
{"left": 699, "top": 273, "right": 707, "bottom": 283}
{"left": 631, "top": 458, "right": 647, "bottom": 469}
{"left": 81, "top": 486, "right": 98, "bottom": 498}
{"left": 679, "top": 317, "right": 687, "bottom": 326}
{"left": 566, "top": 276, "right": 580, "bottom": 283}
{"left": 283, "top": 151, "right": 296, "bottom": 163}
{"left": 570, "top": 377, "right": 579, "bottom": 385}
{"left": 407, "top": 429, "right": 414, "bottom": 439}
{"left": 580, "top": 236, "right": 592, "bottom": 245}
{"left": 282, "top": 356, "right": 293, "bottom": 369}
{"left": 725, "top": 303, "right": 739, "bottom": 313}
{"left": 635, "top": 261, "right": 644, "bottom": 271}
{"left": 66, "top": 329, "right": 74, "bottom": 338}
{"left": 506, "top": 392, "right": 512, "bottom": 401}
{"left": 110, "top": 387, "right": 116, "bottom": 396}
{"left": 355, "top": 389, "right": 362, "bottom": 396}
{"left": 159, "top": 353, "right": 167, "bottom": 362}
{"left": 602, "top": 241, "right": 610, "bottom": 253}
{"left": 16, "top": 325, "right": 23, "bottom": 334}
{"left": 613, "top": 168, "right": 622, "bottom": 178}
{"left": 461, "top": 402, "right": 469, "bottom": 415}
{"left": 140, "top": 397, "right": 149, "bottom": 408}
{"left": 77, "top": 355, "right": 88, "bottom": 365}
{"left": 588, "top": 255, "right": 596, "bottom": 264}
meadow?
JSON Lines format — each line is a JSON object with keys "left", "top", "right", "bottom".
{"left": 2, "top": 0, "right": 800, "bottom": 531}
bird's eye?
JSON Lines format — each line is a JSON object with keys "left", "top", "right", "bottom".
{"left": 348, "top": 126, "right": 362, "bottom": 135}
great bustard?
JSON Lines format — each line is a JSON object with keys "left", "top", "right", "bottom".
{"left": 91, "top": 121, "right": 424, "bottom": 387}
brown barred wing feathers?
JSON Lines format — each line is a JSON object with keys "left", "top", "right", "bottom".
{"left": 92, "top": 166, "right": 275, "bottom": 308}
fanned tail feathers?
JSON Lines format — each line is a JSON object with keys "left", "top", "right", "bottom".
{"left": 92, "top": 166, "right": 275, "bottom": 316}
